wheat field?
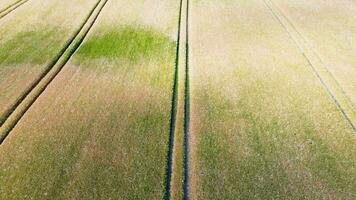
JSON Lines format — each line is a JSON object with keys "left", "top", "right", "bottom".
{"left": 0, "top": 0, "right": 355, "bottom": 199}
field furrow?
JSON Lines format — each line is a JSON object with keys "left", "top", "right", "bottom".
{"left": 189, "top": 0, "right": 356, "bottom": 199}
{"left": 0, "top": 0, "right": 180, "bottom": 199}
{"left": 0, "top": 0, "right": 98, "bottom": 125}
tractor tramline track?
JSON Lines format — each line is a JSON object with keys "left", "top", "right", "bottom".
{"left": 0, "top": 0, "right": 102, "bottom": 126}
{"left": 262, "top": 0, "right": 356, "bottom": 131}
{"left": 268, "top": 0, "right": 356, "bottom": 112}
{"left": 183, "top": 0, "right": 191, "bottom": 199}
{"left": 164, "top": 0, "right": 191, "bottom": 199}
{"left": 0, "top": 0, "right": 29, "bottom": 20}
{"left": 163, "top": 0, "right": 184, "bottom": 199}
{"left": 0, "top": 0, "right": 109, "bottom": 144}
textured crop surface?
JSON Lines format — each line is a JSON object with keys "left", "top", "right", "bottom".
{"left": 0, "top": 0, "right": 98, "bottom": 124}
{"left": 0, "top": 0, "right": 179, "bottom": 199}
{"left": 0, "top": 0, "right": 355, "bottom": 199}
{"left": 189, "top": 0, "right": 355, "bottom": 199}
{"left": 272, "top": 0, "right": 356, "bottom": 104}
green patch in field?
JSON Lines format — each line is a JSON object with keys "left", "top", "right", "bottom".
{"left": 76, "top": 26, "right": 175, "bottom": 63}
{"left": 0, "top": 28, "right": 62, "bottom": 65}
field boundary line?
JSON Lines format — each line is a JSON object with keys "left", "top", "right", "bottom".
{"left": 0, "top": 0, "right": 29, "bottom": 20}
{"left": 163, "top": 0, "right": 184, "bottom": 199}
{"left": 0, "top": 0, "right": 102, "bottom": 126}
{"left": 0, "top": 0, "right": 109, "bottom": 144}
{"left": 183, "top": 0, "right": 191, "bottom": 199}
{"left": 262, "top": 0, "right": 356, "bottom": 131}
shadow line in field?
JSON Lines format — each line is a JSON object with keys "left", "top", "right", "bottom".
{"left": 0, "top": 0, "right": 109, "bottom": 144}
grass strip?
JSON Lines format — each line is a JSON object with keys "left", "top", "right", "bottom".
{"left": 263, "top": 0, "right": 356, "bottom": 131}
{"left": 0, "top": 0, "right": 102, "bottom": 126}
{"left": 163, "top": 0, "right": 184, "bottom": 199}
{"left": 0, "top": 0, "right": 29, "bottom": 20}
{"left": 0, "top": 0, "right": 109, "bottom": 144}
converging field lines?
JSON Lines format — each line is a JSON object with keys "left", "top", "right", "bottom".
{"left": 262, "top": 0, "right": 356, "bottom": 131}
{"left": 0, "top": 0, "right": 29, "bottom": 19}
{"left": 0, "top": 0, "right": 109, "bottom": 144}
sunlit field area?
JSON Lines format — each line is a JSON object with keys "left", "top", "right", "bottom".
{"left": 0, "top": 0, "right": 355, "bottom": 199}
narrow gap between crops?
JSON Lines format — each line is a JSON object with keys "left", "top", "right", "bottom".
{"left": 0, "top": 0, "right": 102, "bottom": 127}
{"left": 0, "top": 0, "right": 22, "bottom": 14}
{"left": 0, "top": 0, "right": 29, "bottom": 20}
{"left": 0, "top": 0, "right": 109, "bottom": 144}
{"left": 183, "top": 0, "right": 191, "bottom": 199}
{"left": 268, "top": 0, "right": 356, "bottom": 112}
{"left": 262, "top": 0, "right": 356, "bottom": 132}
{"left": 163, "top": 0, "right": 184, "bottom": 199}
